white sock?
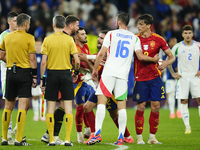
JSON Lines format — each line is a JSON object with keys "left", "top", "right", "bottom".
{"left": 32, "top": 99, "right": 39, "bottom": 116}
{"left": 77, "top": 132, "right": 83, "bottom": 139}
{"left": 198, "top": 106, "right": 200, "bottom": 117}
{"left": 181, "top": 103, "right": 190, "bottom": 127}
{"left": 40, "top": 98, "right": 46, "bottom": 118}
{"left": 168, "top": 92, "right": 175, "bottom": 114}
{"left": 177, "top": 99, "right": 181, "bottom": 111}
{"left": 84, "top": 127, "right": 91, "bottom": 135}
{"left": 7, "top": 113, "right": 12, "bottom": 139}
{"left": 95, "top": 104, "right": 106, "bottom": 135}
{"left": 149, "top": 133, "right": 155, "bottom": 139}
{"left": 118, "top": 109, "right": 127, "bottom": 139}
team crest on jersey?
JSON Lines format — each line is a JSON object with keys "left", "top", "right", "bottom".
{"left": 150, "top": 41, "right": 155, "bottom": 49}
{"left": 136, "top": 93, "right": 140, "bottom": 100}
{"left": 143, "top": 45, "right": 148, "bottom": 50}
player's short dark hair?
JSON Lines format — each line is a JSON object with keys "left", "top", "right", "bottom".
{"left": 65, "top": 15, "right": 79, "bottom": 26}
{"left": 136, "top": 14, "right": 153, "bottom": 26}
{"left": 17, "top": 13, "right": 31, "bottom": 27}
{"left": 182, "top": 25, "right": 193, "bottom": 33}
{"left": 76, "top": 26, "right": 85, "bottom": 34}
{"left": 100, "top": 30, "right": 108, "bottom": 35}
{"left": 117, "top": 12, "right": 130, "bottom": 26}
{"left": 53, "top": 15, "right": 66, "bottom": 28}
{"left": 7, "top": 11, "right": 18, "bottom": 20}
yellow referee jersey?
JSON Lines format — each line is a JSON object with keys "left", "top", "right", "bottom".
{"left": 0, "top": 30, "right": 36, "bottom": 68}
{"left": 41, "top": 32, "right": 78, "bottom": 70}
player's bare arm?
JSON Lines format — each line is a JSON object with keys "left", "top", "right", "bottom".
{"left": 0, "top": 50, "right": 6, "bottom": 63}
{"left": 135, "top": 49, "right": 159, "bottom": 63}
{"left": 92, "top": 46, "right": 107, "bottom": 81}
{"left": 78, "top": 53, "right": 94, "bottom": 72}
{"left": 195, "top": 70, "right": 200, "bottom": 77}
{"left": 158, "top": 48, "right": 175, "bottom": 70}
{"left": 40, "top": 54, "right": 47, "bottom": 92}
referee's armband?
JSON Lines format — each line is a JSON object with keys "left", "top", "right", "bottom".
{"left": 31, "top": 68, "right": 37, "bottom": 76}
{"left": 87, "top": 55, "right": 96, "bottom": 60}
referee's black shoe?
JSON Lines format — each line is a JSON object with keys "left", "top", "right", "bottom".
{"left": 14, "top": 140, "right": 31, "bottom": 146}
{"left": 1, "top": 139, "right": 8, "bottom": 145}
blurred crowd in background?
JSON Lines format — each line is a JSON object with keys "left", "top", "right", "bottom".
{"left": 1, "top": 0, "right": 200, "bottom": 42}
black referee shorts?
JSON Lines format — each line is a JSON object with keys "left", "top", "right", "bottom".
{"left": 45, "top": 70, "right": 74, "bottom": 101}
{"left": 5, "top": 67, "right": 32, "bottom": 100}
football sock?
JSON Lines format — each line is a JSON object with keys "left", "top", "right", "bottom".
{"left": 46, "top": 113, "right": 54, "bottom": 143}
{"left": 181, "top": 103, "right": 190, "bottom": 127}
{"left": 168, "top": 92, "right": 175, "bottom": 114}
{"left": 113, "top": 118, "right": 130, "bottom": 137}
{"left": 177, "top": 99, "right": 181, "bottom": 111}
{"left": 7, "top": 113, "right": 12, "bottom": 139}
{"left": 118, "top": 109, "right": 127, "bottom": 139}
{"left": 65, "top": 113, "right": 73, "bottom": 141}
{"left": 84, "top": 113, "right": 90, "bottom": 128}
{"left": 32, "top": 99, "right": 39, "bottom": 117}
{"left": 95, "top": 104, "right": 105, "bottom": 135}
{"left": 135, "top": 109, "right": 144, "bottom": 135}
{"left": 84, "top": 111, "right": 95, "bottom": 133}
{"left": 75, "top": 105, "right": 84, "bottom": 132}
{"left": 53, "top": 107, "right": 65, "bottom": 136}
{"left": 39, "top": 98, "right": 46, "bottom": 118}
{"left": 2, "top": 109, "right": 11, "bottom": 140}
{"left": 198, "top": 106, "right": 200, "bottom": 117}
{"left": 16, "top": 109, "right": 26, "bottom": 142}
{"left": 149, "top": 111, "right": 159, "bottom": 134}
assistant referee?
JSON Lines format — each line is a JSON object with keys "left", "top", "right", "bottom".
{"left": 40, "top": 15, "right": 80, "bottom": 146}
{"left": 0, "top": 13, "right": 37, "bottom": 146}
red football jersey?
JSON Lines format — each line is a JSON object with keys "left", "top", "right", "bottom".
{"left": 73, "top": 43, "right": 91, "bottom": 83}
{"left": 134, "top": 32, "right": 169, "bottom": 81}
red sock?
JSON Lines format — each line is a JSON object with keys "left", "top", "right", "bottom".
{"left": 84, "top": 111, "right": 95, "bottom": 133}
{"left": 113, "top": 118, "right": 130, "bottom": 137}
{"left": 149, "top": 111, "right": 159, "bottom": 134}
{"left": 135, "top": 109, "right": 144, "bottom": 135}
{"left": 75, "top": 106, "right": 84, "bottom": 132}
{"left": 84, "top": 113, "right": 90, "bottom": 128}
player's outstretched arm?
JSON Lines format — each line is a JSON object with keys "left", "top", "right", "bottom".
{"left": 158, "top": 49, "right": 175, "bottom": 70}
{"left": 135, "top": 49, "right": 159, "bottom": 63}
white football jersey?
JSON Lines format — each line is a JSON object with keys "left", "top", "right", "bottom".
{"left": 172, "top": 40, "right": 200, "bottom": 76}
{"left": 0, "top": 29, "right": 10, "bottom": 81}
{"left": 101, "top": 29, "right": 142, "bottom": 80}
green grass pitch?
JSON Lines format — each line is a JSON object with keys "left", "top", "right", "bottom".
{"left": 0, "top": 107, "right": 200, "bottom": 150}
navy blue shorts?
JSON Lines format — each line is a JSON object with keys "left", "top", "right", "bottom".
{"left": 74, "top": 82, "right": 94, "bottom": 104}
{"left": 133, "top": 77, "right": 166, "bottom": 102}
{"left": 88, "top": 91, "right": 117, "bottom": 111}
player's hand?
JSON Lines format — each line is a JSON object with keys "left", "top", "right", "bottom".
{"left": 172, "top": 72, "right": 182, "bottom": 79}
{"left": 32, "top": 78, "right": 37, "bottom": 88}
{"left": 72, "top": 73, "right": 78, "bottom": 82}
{"left": 195, "top": 71, "right": 200, "bottom": 77}
{"left": 153, "top": 54, "right": 159, "bottom": 63}
{"left": 158, "top": 60, "right": 169, "bottom": 70}
{"left": 40, "top": 81, "right": 45, "bottom": 92}
{"left": 92, "top": 69, "right": 98, "bottom": 82}
{"left": 78, "top": 53, "right": 87, "bottom": 62}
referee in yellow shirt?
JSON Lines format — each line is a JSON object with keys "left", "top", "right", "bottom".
{"left": 40, "top": 15, "right": 80, "bottom": 146}
{"left": 0, "top": 13, "right": 37, "bottom": 146}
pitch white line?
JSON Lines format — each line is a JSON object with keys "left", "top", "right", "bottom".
{"left": 105, "top": 143, "right": 129, "bottom": 150}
